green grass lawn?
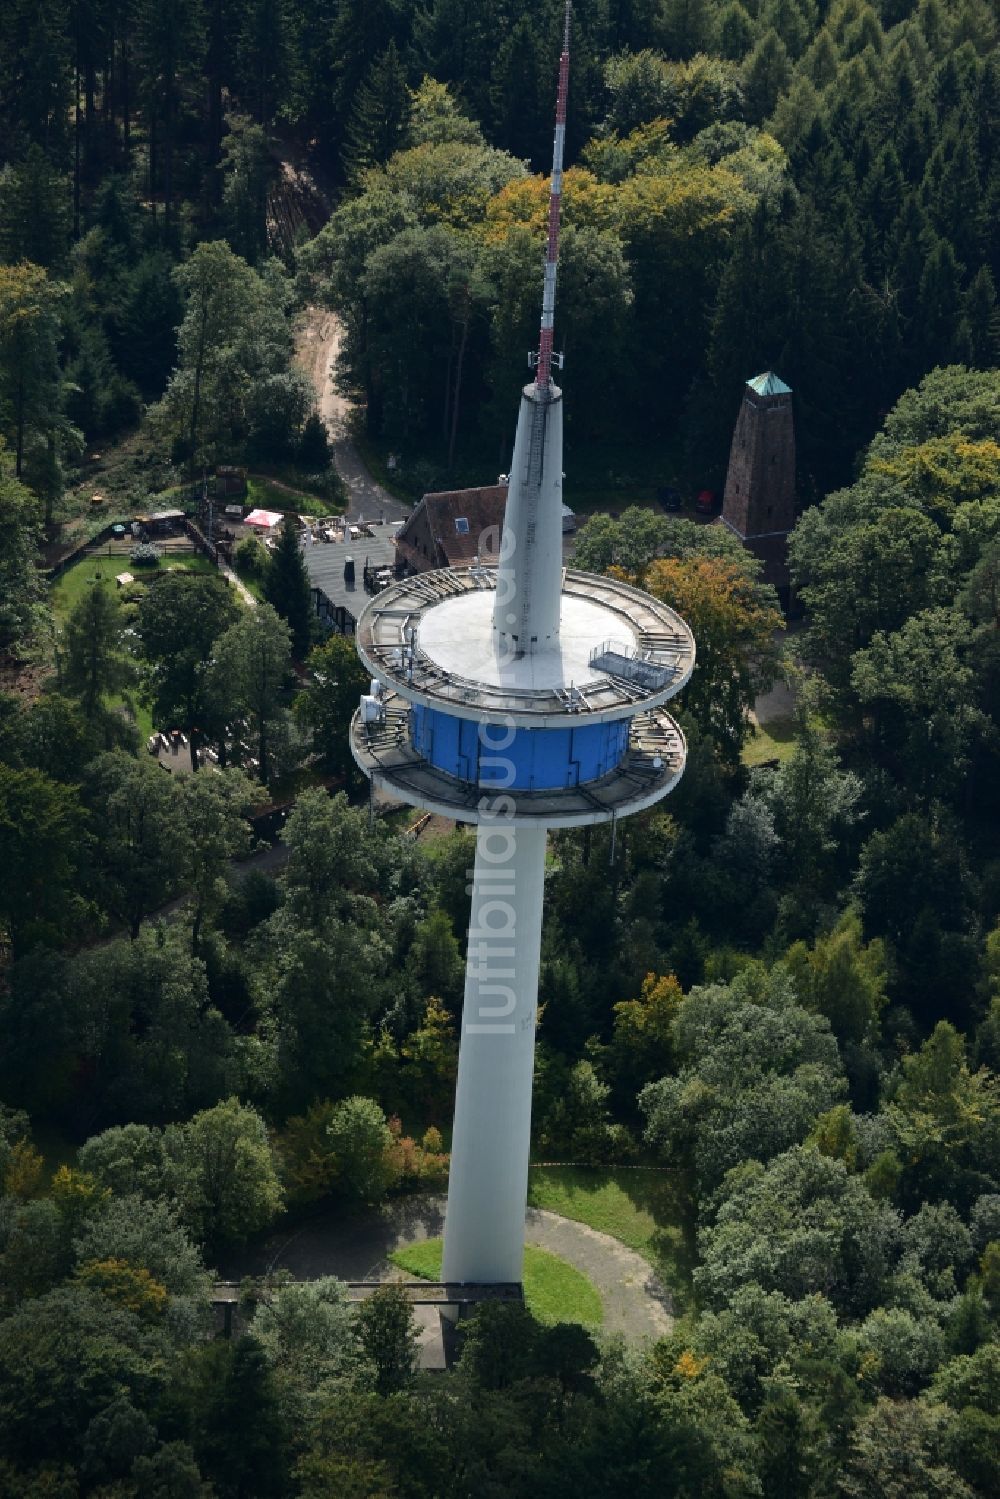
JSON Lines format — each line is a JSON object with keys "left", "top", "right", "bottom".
{"left": 48, "top": 553, "right": 229, "bottom": 744}
{"left": 527, "top": 1166, "right": 695, "bottom": 1315}
{"left": 390, "top": 1238, "right": 603, "bottom": 1328}
{"left": 742, "top": 713, "right": 797, "bottom": 768}
{"left": 246, "top": 474, "right": 342, "bottom": 517}
{"left": 246, "top": 476, "right": 306, "bottom": 513}
{"left": 50, "top": 551, "right": 219, "bottom": 623}
{"left": 235, "top": 569, "right": 267, "bottom": 603}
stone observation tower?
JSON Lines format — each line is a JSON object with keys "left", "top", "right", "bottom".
{"left": 721, "top": 371, "right": 796, "bottom": 602}
{"left": 349, "top": 5, "right": 696, "bottom": 1285}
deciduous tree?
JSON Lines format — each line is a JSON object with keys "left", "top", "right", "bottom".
{"left": 177, "top": 769, "right": 256, "bottom": 949}
{"left": 326, "top": 1095, "right": 395, "bottom": 1201}
{"left": 295, "top": 633, "right": 370, "bottom": 777}
{"left": 84, "top": 752, "right": 185, "bottom": 935}
{"left": 354, "top": 1285, "right": 418, "bottom": 1394}
{"left": 165, "top": 1097, "right": 283, "bottom": 1248}
{"left": 137, "top": 570, "right": 240, "bottom": 769}
{"left": 208, "top": 602, "right": 292, "bottom": 785}
{"left": 642, "top": 965, "right": 845, "bottom": 1192}
{"left": 643, "top": 553, "right": 782, "bottom": 764}
{"left": 695, "top": 1144, "right": 899, "bottom": 1315}
{"left": 0, "top": 764, "right": 85, "bottom": 956}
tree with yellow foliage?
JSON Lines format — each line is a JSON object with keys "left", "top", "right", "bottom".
{"left": 643, "top": 554, "right": 782, "bottom": 763}
{"left": 75, "top": 1257, "right": 169, "bottom": 1321}
{"left": 607, "top": 972, "right": 684, "bottom": 1103}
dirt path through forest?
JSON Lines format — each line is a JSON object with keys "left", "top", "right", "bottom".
{"left": 296, "top": 308, "right": 409, "bottom": 525}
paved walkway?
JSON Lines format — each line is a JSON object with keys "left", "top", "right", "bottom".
{"left": 219, "top": 1194, "right": 673, "bottom": 1343}
{"left": 296, "top": 308, "right": 409, "bottom": 525}
{"left": 750, "top": 623, "right": 805, "bottom": 727}
{"left": 218, "top": 555, "right": 257, "bottom": 608}
{"left": 525, "top": 1205, "right": 673, "bottom": 1340}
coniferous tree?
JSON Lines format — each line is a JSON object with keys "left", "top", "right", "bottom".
{"left": 890, "top": 194, "right": 931, "bottom": 335}
{"left": 193, "top": 1338, "right": 290, "bottom": 1497}
{"left": 236, "top": 0, "right": 299, "bottom": 127}
{"left": 0, "top": 146, "right": 71, "bottom": 268}
{"left": 917, "top": 236, "right": 964, "bottom": 367}
{"left": 135, "top": 0, "right": 204, "bottom": 240}
{"left": 113, "top": 250, "right": 182, "bottom": 401}
{"left": 0, "top": 0, "right": 73, "bottom": 162}
{"left": 802, "top": 27, "right": 838, "bottom": 88}
{"left": 264, "top": 515, "right": 313, "bottom": 658}
{"left": 205, "top": 0, "right": 241, "bottom": 191}
{"left": 761, "top": 0, "right": 811, "bottom": 60}
{"left": 344, "top": 40, "right": 412, "bottom": 179}
{"left": 298, "top": 411, "right": 332, "bottom": 469}
{"left": 718, "top": 0, "right": 755, "bottom": 59}
{"left": 416, "top": 0, "right": 504, "bottom": 129}
{"left": 62, "top": 587, "right": 130, "bottom": 722}
{"left": 659, "top": 0, "right": 715, "bottom": 60}
{"left": 859, "top": 144, "right": 903, "bottom": 274}
{"left": 490, "top": 18, "right": 549, "bottom": 165}
{"left": 220, "top": 113, "right": 273, "bottom": 264}
{"left": 328, "top": 0, "right": 398, "bottom": 165}
{"left": 0, "top": 263, "right": 66, "bottom": 515}
{"left": 742, "top": 28, "right": 792, "bottom": 123}
{"left": 962, "top": 265, "right": 999, "bottom": 366}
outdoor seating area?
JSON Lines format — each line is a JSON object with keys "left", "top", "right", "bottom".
{"left": 145, "top": 726, "right": 258, "bottom": 775}
{"left": 146, "top": 730, "right": 220, "bottom": 762}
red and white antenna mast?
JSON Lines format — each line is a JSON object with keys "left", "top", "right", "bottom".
{"left": 535, "top": 0, "right": 572, "bottom": 396}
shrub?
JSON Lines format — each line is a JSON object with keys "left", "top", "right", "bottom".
{"left": 130, "top": 542, "right": 161, "bottom": 566}
{"left": 275, "top": 1100, "right": 339, "bottom": 1207}
{"left": 234, "top": 533, "right": 269, "bottom": 580}
{"left": 386, "top": 1120, "right": 449, "bottom": 1191}
{"left": 327, "top": 1097, "right": 398, "bottom": 1201}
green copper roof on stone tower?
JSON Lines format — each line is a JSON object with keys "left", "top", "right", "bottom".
{"left": 748, "top": 371, "right": 792, "bottom": 396}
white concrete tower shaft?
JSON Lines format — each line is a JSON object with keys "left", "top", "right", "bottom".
{"left": 445, "top": 6, "right": 572, "bottom": 1286}
{"left": 492, "top": 384, "right": 564, "bottom": 657}
{"left": 492, "top": 1, "right": 571, "bottom": 661}
{"left": 441, "top": 821, "right": 546, "bottom": 1283}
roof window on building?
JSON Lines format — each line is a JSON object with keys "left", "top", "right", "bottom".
{"left": 455, "top": 517, "right": 470, "bottom": 534}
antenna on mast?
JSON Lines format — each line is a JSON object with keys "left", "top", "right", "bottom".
{"left": 534, "top": 0, "right": 572, "bottom": 396}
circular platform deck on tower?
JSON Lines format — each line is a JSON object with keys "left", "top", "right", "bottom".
{"left": 355, "top": 565, "right": 695, "bottom": 727}
{"left": 351, "top": 563, "right": 694, "bottom": 827}
{"left": 351, "top": 697, "right": 686, "bottom": 827}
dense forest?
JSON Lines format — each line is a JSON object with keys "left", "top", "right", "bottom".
{"left": 1, "top": 0, "right": 1000, "bottom": 1493}
{"left": 0, "top": 0, "right": 998, "bottom": 500}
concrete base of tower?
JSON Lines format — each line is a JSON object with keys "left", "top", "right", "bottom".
{"left": 442, "top": 821, "right": 547, "bottom": 1284}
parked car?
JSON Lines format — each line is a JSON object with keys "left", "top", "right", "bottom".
{"left": 657, "top": 485, "right": 682, "bottom": 511}
{"left": 695, "top": 488, "right": 720, "bottom": 515}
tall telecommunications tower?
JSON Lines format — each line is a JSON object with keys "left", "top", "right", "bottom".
{"left": 351, "top": 5, "right": 695, "bottom": 1285}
